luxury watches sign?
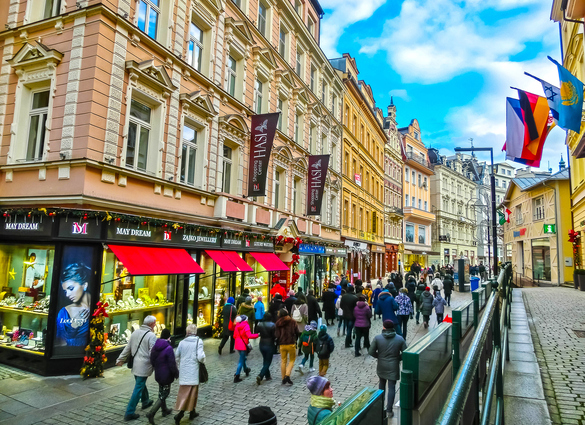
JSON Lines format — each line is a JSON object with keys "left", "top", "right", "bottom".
{"left": 247, "top": 112, "right": 280, "bottom": 197}
{"left": 307, "top": 155, "right": 330, "bottom": 216}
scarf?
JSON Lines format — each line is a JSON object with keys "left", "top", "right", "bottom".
{"left": 310, "top": 395, "right": 335, "bottom": 409}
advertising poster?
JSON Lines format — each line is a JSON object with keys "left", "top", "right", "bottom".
{"left": 52, "top": 245, "right": 96, "bottom": 358}
{"left": 247, "top": 112, "right": 280, "bottom": 197}
{"left": 307, "top": 155, "right": 330, "bottom": 216}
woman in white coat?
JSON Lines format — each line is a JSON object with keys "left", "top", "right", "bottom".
{"left": 174, "top": 324, "right": 206, "bottom": 424}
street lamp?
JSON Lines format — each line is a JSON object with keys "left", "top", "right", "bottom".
{"left": 454, "top": 146, "right": 499, "bottom": 277}
{"left": 466, "top": 198, "right": 493, "bottom": 278}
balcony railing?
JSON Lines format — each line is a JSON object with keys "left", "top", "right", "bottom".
{"left": 405, "top": 152, "right": 431, "bottom": 168}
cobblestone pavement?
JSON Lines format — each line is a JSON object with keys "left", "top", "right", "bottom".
{"left": 0, "top": 291, "right": 472, "bottom": 425}
{"left": 523, "top": 287, "right": 585, "bottom": 425}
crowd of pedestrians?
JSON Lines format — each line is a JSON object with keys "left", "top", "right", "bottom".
{"left": 114, "top": 266, "right": 459, "bottom": 424}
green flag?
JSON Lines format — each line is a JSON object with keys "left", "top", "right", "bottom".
{"left": 497, "top": 209, "right": 506, "bottom": 225}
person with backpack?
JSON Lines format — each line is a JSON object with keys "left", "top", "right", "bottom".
{"left": 268, "top": 293, "right": 285, "bottom": 319}
{"left": 218, "top": 297, "right": 237, "bottom": 355}
{"left": 275, "top": 309, "right": 301, "bottom": 385}
{"left": 420, "top": 287, "right": 435, "bottom": 328}
{"left": 414, "top": 281, "right": 426, "bottom": 325}
{"left": 146, "top": 328, "right": 178, "bottom": 424}
{"left": 306, "top": 290, "right": 322, "bottom": 324}
{"left": 431, "top": 273, "right": 443, "bottom": 297}
{"left": 298, "top": 321, "right": 318, "bottom": 373}
{"left": 315, "top": 325, "right": 334, "bottom": 376}
{"left": 255, "top": 312, "right": 276, "bottom": 385}
{"left": 233, "top": 315, "right": 259, "bottom": 383}
{"left": 306, "top": 376, "right": 336, "bottom": 425}
{"left": 433, "top": 292, "right": 447, "bottom": 324}
{"left": 291, "top": 294, "right": 309, "bottom": 355}
{"left": 443, "top": 273, "right": 454, "bottom": 307}
{"left": 353, "top": 294, "right": 372, "bottom": 357}
{"left": 238, "top": 296, "right": 256, "bottom": 333}
{"left": 340, "top": 286, "right": 358, "bottom": 348}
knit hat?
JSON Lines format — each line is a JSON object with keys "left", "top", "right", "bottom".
{"left": 239, "top": 315, "right": 248, "bottom": 322}
{"left": 425, "top": 287, "right": 431, "bottom": 291}
{"left": 248, "top": 406, "right": 277, "bottom": 425}
{"left": 383, "top": 320, "right": 395, "bottom": 330}
{"left": 319, "top": 325, "right": 328, "bottom": 336}
{"left": 227, "top": 297, "right": 235, "bottom": 304}
{"left": 160, "top": 328, "right": 171, "bottom": 340}
{"left": 307, "top": 376, "right": 329, "bottom": 395}
{"left": 305, "top": 324, "right": 313, "bottom": 331}
{"left": 310, "top": 320, "right": 318, "bottom": 329}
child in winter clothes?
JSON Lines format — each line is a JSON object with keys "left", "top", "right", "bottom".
{"left": 298, "top": 321, "right": 318, "bottom": 373}
{"left": 147, "top": 328, "right": 178, "bottom": 424}
{"left": 433, "top": 293, "right": 447, "bottom": 324}
{"left": 316, "top": 325, "right": 334, "bottom": 376}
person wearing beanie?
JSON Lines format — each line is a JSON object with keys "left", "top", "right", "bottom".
{"left": 147, "top": 328, "right": 178, "bottom": 424}
{"left": 306, "top": 376, "right": 335, "bottom": 425}
{"left": 420, "top": 286, "right": 435, "bottom": 328}
{"left": 375, "top": 288, "right": 402, "bottom": 337}
{"left": 248, "top": 406, "right": 277, "bottom": 425}
{"left": 255, "top": 312, "right": 276, "bottom": 385}
{"left": 275, "top": 308, "right": 300, "bottom": 385}
{"left": 174, "top": 324, "right": 205, "bottom": 424}
{"left": 254, "top": 296, "right": 265, "bottom": 333}
{"left": 238, "top": 296, "right": 256, "bottom": 331}
{"left": 316, "top": 325, "right": 334, "bottom": 377}
{"left": 433, "top": 291, "right": 447, "bottom": 324}
{"left": 233, "top": 315, "right": 259, "bottom": 383}
{"left": 218, "top": 296, "right": 237, "bottom": 355}
{"left": 369, "top": 320, "right": 407, "bottom": 419}
{"left": 236, "top": 288, "right": 250, "bottom": 310}
{"left": 298, "top": 322, "right": 318, "bottom": 373}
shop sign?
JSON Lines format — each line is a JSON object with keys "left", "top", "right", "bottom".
{"left": 543, "top": 224, "right": 556, "bottom": 234}
{"left": 222, "top": 237, "right": 247, "bottom": 249}
{"left": 58, "top": 217, "right": 102, "bottom": 239}
{"left": 0, "top": 218, "right": 52, "bottom": 237}
{"left": 513, "top": 228, "right": 527, "bottom": 238}
{"left": 250, "top": 239, "right": 274, "bottom": 251}
{"left": 325, "top": 247, "right": 347, "bottom": 257}
{"left": 344, "top": 239, "right": 368, "bottom": 250}
{"left": 107, "top": 223, "right": 221, "bottom": 248}
{"left": 355, "top": 174, "right": 362, "bottom": 186}
{"left": 372, "top": 245, "right": 385, "bottom": 253}
{"left": 248, "top": 113, "right": 280, "bottom": 197}
{"left": 299, "top": 243, "right": 326, "bottom": 254}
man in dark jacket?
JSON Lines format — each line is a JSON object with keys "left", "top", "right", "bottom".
{"left": 147, "top": 328, "right": 178, "bottom": 423}
{"left": 340, "top": 286, "right": 358, "bottom": 348}
{"left": 375, "top": 290, "right": 401, "bottom": 336}
{"left": 443, "top": 274, "right": 454, "bottom": 306}
{"left": 284, "top": 291, "right": 297, "bottom": 314}
{"left": 306, "top": 290, "right": 322, "bottom": 324}
{"left": 321, "top": 285, "right": 337, "bottom": 326}
{"left": 269, "top": 293, "right": 285, "bottom": 318}
{"left": 236, "top": 289, "right": 250, "bottom": 310}
{"left": 369, "top": 320, "right": 407, "bottom": 419}
{"left": 218, "top": 297, "right": 237, "bottom": 355}
{"left": 255, "top": 313, "right": 276, "bottom": 385}
{"left": 340, "top": 275, "right": 349, "bottom": 291}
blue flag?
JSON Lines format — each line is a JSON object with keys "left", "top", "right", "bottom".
{"left": 548, "top": 56, "right": 584, "bottom": 132}
{"left": 525, "top": 72, "right": 560, "bottom": 125}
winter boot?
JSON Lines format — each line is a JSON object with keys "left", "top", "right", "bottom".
{"left": 174, "top": 411, "right": 184, "bottom": 425}
{"left": 234, "top": 374, "right": 243, "bottom": 383}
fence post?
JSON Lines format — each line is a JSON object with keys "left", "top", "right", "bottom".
{"left": 452, "top": 319, "right": 461, "bottom": 380}
{"left": 400, "top": 370, "right": 414, "bottom": 425}
{"left": 472, "top": 292, "right": 480, "bottom": 329}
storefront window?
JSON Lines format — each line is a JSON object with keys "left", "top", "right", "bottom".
{"left": 197, "top": 252, "right": 214, "bottom": 329}
{"left": 405, "top": 224, "right": 414, "bottom": 243}
{"left": 101, "top": 248, "right": 176, "bottom": 351}
{"left": 532, "top": 238, "right": 551, "bottom": 281}
{"left": 0, "top": 244, "right": 54, "bottom": 355}
{"left": 297, "top": 255, "right": 314, "bottom": 293}
{"left": 244, "top": 253, "right": 269, "bottom": 309}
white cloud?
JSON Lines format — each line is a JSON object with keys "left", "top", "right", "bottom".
{"left": 319, "top": 0, "right": 387, "bottom": 57}
{"left": 389, "top": 89, "right": 410, "bottom": 101}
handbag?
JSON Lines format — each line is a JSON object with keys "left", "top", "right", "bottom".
{"left": 196, "top": 338, "right": 208, "bottom": 383}
{"left": 127, "top": 330, "right": 150, "bottom": 369}
{"left": 227, "top": 307, "right": 235, "bottom": 332}
{"left": 246, "top": 342, "right": 253, "bottom": 354}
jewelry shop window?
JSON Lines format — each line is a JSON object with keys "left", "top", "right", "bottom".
{"left": 243, "top": 253, "right": 269, "bottom": 310}
{"left": 101, "top": 248, "right": 176, "bottom": 351}
{"left": 190, "top": 252, "right": 213, "bottom": 328}
{"left": 0, "top": 244, "right": 54, "bottom": 355}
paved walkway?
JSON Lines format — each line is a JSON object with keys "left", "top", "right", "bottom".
{"left": 523, "top": 287, "right": 585, "bottom": 425}
{"left": 0, "top": 291, "right": 472, "bottom": 425}
{"left": 503, "top": 289, "right": 551, "bottom": 425}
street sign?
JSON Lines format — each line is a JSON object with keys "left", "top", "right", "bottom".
{"left": 543, "top": 224, "right": 556, "bottom": 234}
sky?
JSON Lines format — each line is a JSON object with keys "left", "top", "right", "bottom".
{"left": 319, "top": 0, "right": 567, "bottom": 172}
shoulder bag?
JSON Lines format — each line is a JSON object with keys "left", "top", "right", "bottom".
{"left": 127, "top": 330, "right": 149, "bottom": 369}
{"left": 197, "top": 338, "right": 208, "bottom": 383}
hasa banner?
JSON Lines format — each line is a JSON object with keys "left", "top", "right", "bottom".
{"left": 247, "top": 112, "right": 280, "bottom": 197}
{"left": 307, "top": 155, "right": 330, "bottom": 216}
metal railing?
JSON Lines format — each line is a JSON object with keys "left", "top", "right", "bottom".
{"left": 436, "top": 263, "right": 513, "bottom": 425}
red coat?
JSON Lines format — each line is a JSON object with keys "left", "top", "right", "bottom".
{"left": 270, "top": 284, "right": 286, "bottom": 298}
{"left": 233, "top": 320, "right": 258, "bottom": 351}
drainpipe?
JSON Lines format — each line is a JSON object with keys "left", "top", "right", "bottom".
{"left": 542, "top": 181, "right": 562, "bottom": 286}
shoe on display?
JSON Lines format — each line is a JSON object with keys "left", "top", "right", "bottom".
{"left": 142, "top": 400, "right": 154, "bottom": 410}
{"left": 124, "top": 414, "right": 140, "bottom": 422}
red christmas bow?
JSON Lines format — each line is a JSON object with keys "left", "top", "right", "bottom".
{"left": 93, "top": 301, "right": 109, "bottom": 318}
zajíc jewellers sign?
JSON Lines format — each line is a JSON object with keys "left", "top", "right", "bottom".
{"left": 107, "top": 222, "right": 220, "bottom": 248}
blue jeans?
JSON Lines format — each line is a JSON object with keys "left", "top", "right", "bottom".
{"left": 344, "top": 319, "right": 355, "bottom": 347}
{"left": 379, "top": 378, "right": 397, "bottom": 413}
{"left": 301, "top": 353, "right": 314, "bottom": 368}
{"left": 236, "top": 349, "right": 248, "bottom": 375}
{"left": 337, "top": 315, "right": 346, "bottom": 333}
{"left": 125, "top": 375, "right": 150, "bottom": 416}
{"left": 259, "top": 344, "right": 274, "bottom": 379}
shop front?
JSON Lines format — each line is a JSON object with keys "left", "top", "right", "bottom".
{"left": 371, "top": 245, "right": 386, "bottom": 280}
{"left": 385, "top": 244, "right": 399, "bottom": 275}
{"left": 325, "top": 247, "right": 347, "bottom": 286}
{"left": 297, "top": 243, "right": 326, "bottom": 295}
{"left": 344, "top": 239, "right": 369, "bottom": 283}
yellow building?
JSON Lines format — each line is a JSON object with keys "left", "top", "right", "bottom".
{"left": 330, "top": 54, "right": 386, "bottom": 282}
{"left": 502, "top": 167, "right": 573, "bottom": 285}
{"left": 551, "top": 0, "right": 585, "bottom": 271}
{"left": 400, "top": 119, "right": 436, "bottom": 270}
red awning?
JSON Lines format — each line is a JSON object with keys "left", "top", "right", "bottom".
{"left": 108, "top": 245, "right": 204, "bottom": 275}
{"left": 223, "top": 251, "right": 253, "bottom": 272}
{"left": 205, "top": 250, "right": 240, "bottom": 272}
{"left": 250, "top": 252, "right": 289, "bottom": 271}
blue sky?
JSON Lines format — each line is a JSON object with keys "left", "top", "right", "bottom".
{"left": 319, "top": 0, "right": 566, "bottom": 171}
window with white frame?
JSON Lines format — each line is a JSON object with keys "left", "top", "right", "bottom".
{"left": 515, "top": 205, "right": 522, "bottom": 224}
{"left": 412, "top": 196, "right": 415, "bottom": 207}
{"left": 296, "top": 48, "right": 304, "bottom": 76}
{"left": 126, "top": 99, "right": 152, "bottom": 172}
{"left": 180, "top": 124, "right": 198, "bottom": 186}
{"left": 533, "top": 197, "right": 544, "bottom": 220}
{"left": 309, "top": 125, "right": 316, "bottom": 153}
{"left": 307, "top": 18, "right": 314, "bottom": 37}
{"left": 277, "top": 98, "right": 284, "bottom": 131}
{"left": 418, "top": 199, "right": 422, "bottom": 209}
{"left": 424, "top": 201, "right": 428, "bottom": 211}
{"left": 222, "top": 145, "right": 233, "bottom": 193}
{"left": 295, "top": 112, "right": 303, "bottom": 144}
{"left": 411, "top": 171, "right": 415, "bottom": 183}
{"left": 226, "top": 55, "right": 237, "bottom": 97}
{"left": 28, "top": 0, "right": 62, "bottom": 22}
{"left": 322, "top": 82, "right": 327, "bottom": 104}
{"left": 137, "top": 0, "right": 160, "bottom": 39}
{"left": 331, "top": 140, "right": 338, "bottom": 171}
{"left": 418, "top": 225, "right": 426, "bottom": 244}
{"left": 25, "top": 90, "right": 50, "bottom": 162}
{"left": 332, "top": 94, "right": 336, "bottom": 116}
{"left": 279, "top": 26, "right": 288, "bottom": 58}
{"left": 295, "top": 0, "right": 302, "bottom": 15}
{"left": 405, "top": 167, "right": 409, "bottom": 182}
{"left": 293, "top": 177, "right": 301, "bottom": 214}
{"left": 274, "top": 169, "right": 285, "bottom": 209}
{"left": 258, "top": 1, "right": 268, "bottom": 36}
{"left": 254, "top": 79, "right": 264, "bottom": 114}
{"left": 188, "top": 22, "right": 204, "bottom": 72}
{"left": 310, "top": 65, "right": 316, "bottom": 91}
{"left": 331, "top": 194, "right": 337, "bottom": 226}
{"left": 231, "top": 0, "right": 241, "bottom": 7}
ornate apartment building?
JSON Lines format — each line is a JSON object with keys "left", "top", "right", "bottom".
{"left": 429, "top": 150, "right": 478, "bottom": 267}
{"left": 383, "top": 99, "right": 403, "bottom": 274}
{"left": 331, "top": 54, "right": 386, "bottom": 282}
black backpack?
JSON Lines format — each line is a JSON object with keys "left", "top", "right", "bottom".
{"left": 316, "top": 337, "right": 332, "bottom": 359}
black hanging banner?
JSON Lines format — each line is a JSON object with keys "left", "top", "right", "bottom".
{"left": 247, "top": 112, "right": 280, "bottom": 197}
{"left": 307, "top": 155, "right": 330, "bottom": 216}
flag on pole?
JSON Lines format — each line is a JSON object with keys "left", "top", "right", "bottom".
{"left": 524, "top": 72, "right": 560, "bottom": 126}
{"left": 498, "top": 208, "right": 512, "bottom": 225}
{"left": 548, "top": 56, "right": 584, "bottom": 133}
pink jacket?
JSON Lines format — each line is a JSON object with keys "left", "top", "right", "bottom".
{"left": 234, "top": 320, "right": 259, "bottom": 351}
